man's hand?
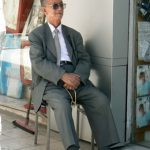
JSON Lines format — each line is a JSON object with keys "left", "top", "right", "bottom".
{"left": 61, "top": 73, "right": 80, "bottom": 90}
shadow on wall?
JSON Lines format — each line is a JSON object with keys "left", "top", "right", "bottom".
{"left": 85, "top": 39, "right": 111, "bottom": 100}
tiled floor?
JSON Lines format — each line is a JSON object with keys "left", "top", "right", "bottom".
{"left": 0, "top": 109, "right": 92, "bottom": 150}
{"left": 0, "top": 110, "right": 149, "bottom": 150}
{"left": 0, "top": 95, "right": 150, "bottom": 150}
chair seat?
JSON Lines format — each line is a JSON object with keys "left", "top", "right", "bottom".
{"left": 39, "top": 106, "right": 47, "bottom": 114}
{"left": 24, "top": 103, "right": 34, "bottom": 110}
{"left": 23, "top": 100, "right": 47, "bottom": 113}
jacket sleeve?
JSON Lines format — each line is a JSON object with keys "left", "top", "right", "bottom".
{"left": 73, "top": 32, "right": 91, "bottom": 84}
{"left": 29, "top": 30, "right": 65, "bottom": 85}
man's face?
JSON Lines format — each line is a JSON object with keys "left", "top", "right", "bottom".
{"left": 43, "top": 0, "right": 65, "bottom": 25}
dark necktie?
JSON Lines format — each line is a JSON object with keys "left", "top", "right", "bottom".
{"left": 54, "top": 29, "right": 61, "bottom": 66}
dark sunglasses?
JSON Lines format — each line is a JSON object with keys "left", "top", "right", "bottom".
{"left": 47, "top": 3, "right": 66, "bottom": 10}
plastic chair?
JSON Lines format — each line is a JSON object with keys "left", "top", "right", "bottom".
{"left": 19, "top": 61, "right": 51, "bottom": 149}
{"left": 34, "top": 104, "right": 95, "bottom": 150}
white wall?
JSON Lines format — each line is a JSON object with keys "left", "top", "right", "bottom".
{"left": 63, "top": 0, "right": 129, "bottom": 65}
{"left": 62, "top": 0, "right": 113, "bottom": 57}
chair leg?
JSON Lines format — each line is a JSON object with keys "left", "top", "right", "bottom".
{"left": 34, "top": 112, "right": 38, "bottom": 144}
{"left": 91, "top": 132, "right": 95, "bottom": 150}
{"left": 46, "top": 105, "right": 51, "bottom": 150}
{"left": 76, "top": 105, "right": 80, "bottom": 137}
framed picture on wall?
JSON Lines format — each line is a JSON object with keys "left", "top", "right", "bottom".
{"left": 137, "top": 65, "right": 150, "bottom": 97}
{"left": 136, "top": 96, "right": 150, "bottom": 128}
{"left": 137, "top": 0, "right": 150, "bottom": 21}
{"left": 3, "top": 0, "right": 34, "bottom": 33}
{"left": 138, "top": 21, "right": 150, "bottom": 61}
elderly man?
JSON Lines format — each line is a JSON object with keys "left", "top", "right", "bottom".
{"left": 29, "top": 0, "right": 119, "bottom": 149}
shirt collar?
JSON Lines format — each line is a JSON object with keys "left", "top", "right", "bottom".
{"left": 48, "top": 23, "right": 62, "bottom": 34}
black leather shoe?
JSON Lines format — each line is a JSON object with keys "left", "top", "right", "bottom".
{"left": 101, "top": 147, "right": 111, "bottom": 150}
{"left": 67, "top": 145, "right": 79, "bottom": 150}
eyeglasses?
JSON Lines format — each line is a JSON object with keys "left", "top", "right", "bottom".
{"left": 47, "top": 3, "right": 66, "bottom": 10}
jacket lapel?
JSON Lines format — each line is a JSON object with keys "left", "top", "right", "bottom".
{"left": 44, "top": 23, "right": 57, "bottom": 58}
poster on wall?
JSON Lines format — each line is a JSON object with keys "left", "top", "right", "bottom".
{"left": 137, "top": 0, "right": 150, "bottom": 61}
{"left": 138, "top": 21, "right": 150, "bottom": 61}
{"left": 136, "top": 96, "right": 150, "bottom": 128}
{"left": 137, "top": 65, "right": 150, "bottom": 97}
{"left": 137, "top": 0, "right": 150, "bottom": 21}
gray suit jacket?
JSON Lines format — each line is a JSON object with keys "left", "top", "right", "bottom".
{"left": 29, "top": 23, "right": 91, "bottom": 112}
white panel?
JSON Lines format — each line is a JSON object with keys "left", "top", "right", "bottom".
{"left": 113, "top": 0, "right": 129, "bottom": 59}
{"left": 90, "top": 64, "right": 127, "bottom": 143}
{"left": 90, "top": 56, "right": 127, "bottom": 66}
{"left": 111, "top": 66, "right": 127, "bottom": 143}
